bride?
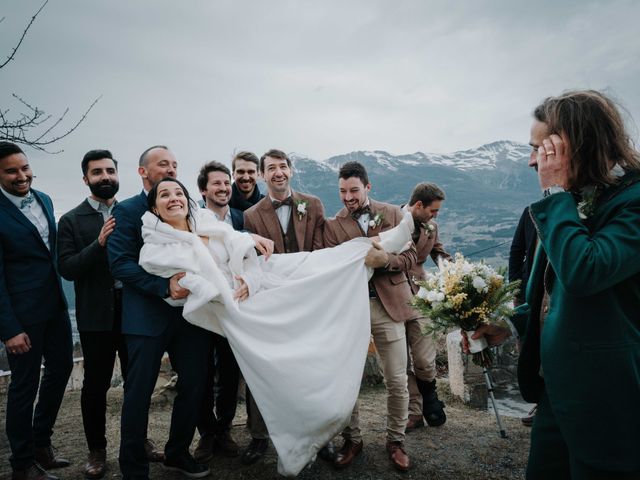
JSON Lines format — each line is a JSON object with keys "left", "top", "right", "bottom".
{"left": 138, "top": 178, "right": 413, "bottom": 476}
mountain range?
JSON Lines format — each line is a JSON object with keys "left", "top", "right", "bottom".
{"left": 290, "top": 140, "right": 540, "bottom": 266}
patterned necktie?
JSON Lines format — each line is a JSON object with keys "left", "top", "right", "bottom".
{"left": 20, "top": 193, "right": 34, "bottom": 209}
{"left": 272, "top": 197, "right": 293, "bottom": 209}
{"left": 351, "top": 205, "right": 371, "bottom": 219}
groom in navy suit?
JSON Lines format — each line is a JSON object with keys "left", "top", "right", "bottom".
{"left": 0, "top": 141, "right": 73, "bottom": 480}
{"left": 107, "top": 145, "right": 211, "bottom": 480}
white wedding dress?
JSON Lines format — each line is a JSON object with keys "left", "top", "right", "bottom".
{"left": 139, "top": 209, "right": 413, "bottom": 476}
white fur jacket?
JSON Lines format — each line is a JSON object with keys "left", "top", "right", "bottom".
{"left": 139, "top": 209, "right": 259, "bottom": 336}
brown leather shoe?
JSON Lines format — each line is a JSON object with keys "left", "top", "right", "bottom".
{"left": 193, "top": 433, "right": 215, "bottom": 463}
{"left": 34, "top": 447, "right": 70, "bottom": 470}
{"left": 521, "top": 405, "right": 538, "bottom": 427}
{"left": 214, "top": 431, "right": 239, "bottom": 457}
{"left": 84, "top": 449, "right": 106, "bottom": 479}
{"left": 144, "top": 438, "right": 165, "bottom": 462}
{"left": 333, "top": 440, "right": 363, "bottom": 469}
{"left": 12, "top": 463, "right": 59, "bottom": 480}
{"left": 405, "top": 414, "right": 425, "bottom": 432}
{"left": 386, "top": 441, "right": 410, "bottom": 471}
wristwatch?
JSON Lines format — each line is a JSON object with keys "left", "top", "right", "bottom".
{"left": 543, "top": 185, "right": 565, "bottom": 197}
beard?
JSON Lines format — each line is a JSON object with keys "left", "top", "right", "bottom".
{"left": 89, "top": 180, "right": 119, "bottom": 200}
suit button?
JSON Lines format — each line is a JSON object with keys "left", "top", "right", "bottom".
{"left": 543, "top": 305, "right": 549, "bottom": 314}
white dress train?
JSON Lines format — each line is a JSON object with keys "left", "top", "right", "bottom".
{"left": 139, "top": 209, "right": 413, "bottom": 476}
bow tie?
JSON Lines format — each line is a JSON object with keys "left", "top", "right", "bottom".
{"left": 351, "top": 205, "right": 371, "bottom": 219}
{"left": 20, "top": 193, "right": 34, "bottom": 209}
{"left": 272, "top": 197, "right": 293, "bottom": 210}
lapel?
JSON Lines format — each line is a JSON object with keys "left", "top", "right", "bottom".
{"left": 291, "top": 191, "right": 307, "bottom": 252}
{"left": 258, "top": 198, "right": 285, "bottom": 253}
{"left": 336, "top": 207, "right": 366, "bottom": 240}
{"left": 0, "top": 190, "right": 53, "bottom": 255}
{"left": 366, "top": 199, "right": 386, "bottom": 237}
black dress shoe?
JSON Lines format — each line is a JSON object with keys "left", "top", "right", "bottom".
{"left": 12, "top": 463, "right": 59, "bottom": 480}
{"left": 317, "top": 440, "right": 337, "bottom": 462}
{"left": 163, "top": 454, "right": 210, "bottom": 478}
{"left": 240, "top": 438, "right": 268, "bottom": 465}
{"left": 34, "top": 447, "right": 70, "bottom": 470}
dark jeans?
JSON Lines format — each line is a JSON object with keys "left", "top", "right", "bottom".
{"left": 79, "top": 292, "right": 128, "bottom": 451}
{"left": 118, "top": 316, "right": 210, "bottom": 480}
{"left": 527, "top": 390, "right": 640, "bottom": 480}
{"left": 197, "top": 333, "right": 240, "bottom": 436}
{"left": 6, "top": 312, "right": 73, "bottom": 471}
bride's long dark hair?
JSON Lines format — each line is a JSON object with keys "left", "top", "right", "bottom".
{"left": 147, "top": 177, "right": 198, "bottom": 230}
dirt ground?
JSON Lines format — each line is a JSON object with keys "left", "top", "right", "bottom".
{"left": 0, "top": 380, "right": 530, "bottom": 480}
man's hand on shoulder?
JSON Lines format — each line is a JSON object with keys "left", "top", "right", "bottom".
{"left": 5, "top": 332, "right": 31, "bottom": 355}
{"left": 169, "top": 272, "right": 190, "bottom": 300}
{"left": 365, "top": 241, "right": 389, "bottom": 269}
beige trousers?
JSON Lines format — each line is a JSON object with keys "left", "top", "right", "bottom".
{"left": 405, "top": 317, "right": 437, "bottom": 416}
{"left": 342, "top": 298, "right": 408, "bottom": 443}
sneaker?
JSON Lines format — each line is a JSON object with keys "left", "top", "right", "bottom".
{"left": 163, "top": 455, "right": 210, "bottom": 478}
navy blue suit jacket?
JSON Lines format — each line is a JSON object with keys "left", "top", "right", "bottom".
{"left": 107, "top": 191, "right": 181, "bottom": 337}
{"left": 230, "top": 207, "right": 244, "bottom": 231}
{"left": 0, "top": 189, "right": 68, "bottom": 341}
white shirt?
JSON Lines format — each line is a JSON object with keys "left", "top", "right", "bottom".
{"left": 270, "top": 191, "right": 293, "bottom": 234}
{"left": 356, "top": 201, "right": 371, "bottom": 235}
{"left": 87, "top": 197, "right": 116, "bottom": 221}
{"left": 1, "top": 188, "right": 50, "bottom": 250}
{"left": 211, "top": 207, "right": 233, "bottom": 227}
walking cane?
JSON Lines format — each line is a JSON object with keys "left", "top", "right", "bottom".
{"left": 483, "top": 364, "right": 507, "bottom": 438}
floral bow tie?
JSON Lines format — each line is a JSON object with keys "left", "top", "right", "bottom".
{"left": 20, "top": 193, "right": 34, "bottom": 209}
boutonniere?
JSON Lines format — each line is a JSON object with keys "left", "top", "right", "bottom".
{"left": 577, "top": 185, "right": 598, "bottom": 220}
{"left": 294, "top": 199, "right": 308, "bottom": 220}
{"left": 369, "top": 212, "right": 384, "bottom": 229}
{"left": 423, "top": 222, "right": 436, "bottom": 238}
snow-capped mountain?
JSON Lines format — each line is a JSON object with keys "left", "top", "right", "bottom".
{"left": 289, "top": 140, "right": 540, "bottom": 265}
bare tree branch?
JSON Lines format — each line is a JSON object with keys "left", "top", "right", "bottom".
{"left": 0, "top": 1, "right": 99, "bottom": 153}
{"left": 0, "top": 0, "right": 48, "bottom": 69}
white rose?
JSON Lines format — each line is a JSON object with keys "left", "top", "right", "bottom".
{"left": 369, "top": 220, "right": 376, "bottom": 227}
{"left": 472, "top": 276, "right": 487, "bottom": 292}
{"left": 297, "top": 203, "right": 306, "bottom": 213}
{"left": 435, "top": 291, "right": 445, "bottom": 302}
{"left": 462, "top": 263, "right": 473, "bottom": 274}
{"left": 426, "top": 290, "right": 441, "bottom": 303}
{"left": 417, "top": 287, "right": 430, "bottom": 300}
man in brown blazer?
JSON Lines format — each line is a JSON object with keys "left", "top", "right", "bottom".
{"left": 241, "top": 148, "right": 326, "bottom": 464}
{"left": 402, "top": 182, "right": 452, "bottom": 432}
{"left": 324, "top": 161, "right": 418, "bottom": 472}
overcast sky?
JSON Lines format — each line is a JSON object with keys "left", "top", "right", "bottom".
{"left": 2, "top": 0, "right": 640, "bottom": 213}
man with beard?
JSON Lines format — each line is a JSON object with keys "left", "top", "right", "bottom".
{"left": 57, "top": 149, "right": 127, "bottom": 479}
{"left": 228, "top": 151, "right": 264, "bottom": 211}
{"left": 191, "top": 161, "right": 243, "bottom": 462}
{"left": 0, "top": 141, "right": 73, "bottom": 480}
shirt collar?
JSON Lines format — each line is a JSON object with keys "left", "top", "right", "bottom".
{"left": 269, "top": 190, "right": 293, "bottom": 203}
{"left": 87, "top": 196, "right": 116, "bottom": 212}
{"left": 1, "top": 187, "right": 32, "bottom": 209}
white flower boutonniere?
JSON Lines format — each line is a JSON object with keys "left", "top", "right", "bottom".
{"left": 577, "top": 185, "right": 598, "bottom": 220}
{"left": 423, "top": 222, "right": 436, "bottom": 239}
{"left": 369, "top": 212, "right": 384, "bottom": 229}
{"left": 295, "top": 199, "right": 308, "bottom": 220}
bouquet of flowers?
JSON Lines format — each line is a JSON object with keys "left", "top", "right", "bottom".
{"left": 411, "top": 253, "right": 520, "bottom": 367}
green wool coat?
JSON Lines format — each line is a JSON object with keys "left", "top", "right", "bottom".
{"left": 513, "top": 172, "right": 640, "bottom": 472}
